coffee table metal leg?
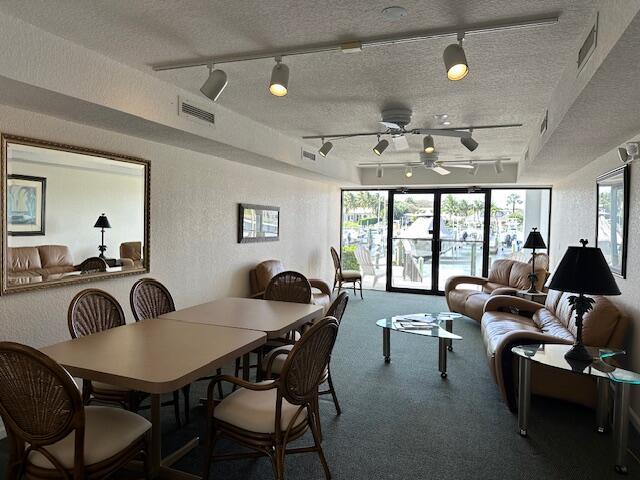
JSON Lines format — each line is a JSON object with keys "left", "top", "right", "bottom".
{"left": 383, "top": 327, "right": 391, "bottom": 363}
{"left": 518, "top": 357, "right": 531, "bottom": 437}
{"left": 613, "top": 382, "right": 630, "bottom": 474}
{"left": 596, "top": 377, "right": 609, "bottom": 433}
{"left": 438, "top": 338, "right": 447, "bottom": 378}
{"left": 445, "top": 318, "right": 453, "bottom": 352}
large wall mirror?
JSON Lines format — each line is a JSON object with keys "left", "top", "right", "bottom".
{"left": 596, "top": 165, "right": 629, "bottom": 278}
{"left": 1, "top": 134, "right": 150, "bottom": 294}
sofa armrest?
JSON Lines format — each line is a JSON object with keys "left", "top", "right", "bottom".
{"left": 251, "top": 291, "right": 265, "bottom": 299}
{"left": 309, "top": 278, "right": 331, "bottom": 297}
{"left": 483, "top": 295, "right": 542, "bottom": 315}
{"left": 493, "top": 330, "right": 573, "bottom": 411}
{"left": 444, "top": 275, "right": 489, "bottom": 295}
{"left": 491, "top": 287, "right": 518, "bottom": 296}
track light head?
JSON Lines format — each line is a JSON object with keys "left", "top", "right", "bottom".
{"left": 376, "top": 164, "right": 384, "bottom": 178}
{"left": 405, "top": 165, "right": 413, "bottom": 178}
{"left": 200, "top": 66, "right": 228, "bottom": 102}
{"left": 470, "top": 164, "right": 480, "bottom": 176}
{"left": 461, "top": 135, "right": 479, "bottom": 152}
{"left": 269, "top": 57, "right": 289, "bottom": 97}
{"left": 494, "top": 160, "right": 504, "bottom": 174}
{"left": 443, "top": 34, "right": 469, "bottom": 81}
{"left": 618, "top": 147, "right": 629, "bottom": 163}
{"left": 373, "top": 139, "right": 389, "bottom": 156}
{"left": 318, "top": 140, "right": 333, "bottom": 157}
{"left": 423, "top": 135, "right": 435, "bottom": 154}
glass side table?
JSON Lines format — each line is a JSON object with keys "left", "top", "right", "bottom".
{"left": 512, "top": 344, "right": 640, "bottom": 474}
{"left": 376, "top": 312, "right": 462, "bottom": 378}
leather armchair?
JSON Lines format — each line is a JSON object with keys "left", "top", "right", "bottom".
{"left": 249, "top": 259, "right": 332, "bottom": 312}
{"left": 445, "top": 258, "right": 547, "bottom": 322}
{"left": 481, "top": 290, "right": 629, "bottom": 411}
{"left": 120, "top": 241, "right": 143, "bottom": 268}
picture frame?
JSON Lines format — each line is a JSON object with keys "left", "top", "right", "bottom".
{"left": 238, "top": 203, "right": 279, "bottom": 243}
{"left": 7, "top": 174, "right": 46, "bottom": 236}
{"left": 596, "top": 165, "right": 629, "bottom": 278}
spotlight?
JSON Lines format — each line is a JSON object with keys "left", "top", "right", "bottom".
{"left": 461, "top": 133, "right": 479, "bottom": 152}
{"left": 376, "top": 164, "right": 383, "bottom": 178}
{"left": 443, "top": 33, "right": 469, "bottom": 81}
{"left": 495, "top": 160, "right": 504, "bottom": 174}
{"left": 373, "top": 138, "right": 389, "bottom": 156}
{"left": 618, "top": 147, "right": 629, "bottom": 163}
{"left": 470, "top": 164, "right": 479, "bottom": 176}
{"left": 405, "top": 166, "right": 413, "bottom": 178}
{"left": 318, "top": 140, "right": 333, "bottom": 157}
{"left": 423, "top": 135, "right": 435, "bottom": 154}
{"left": 200, "top": 65, "right": 228, "bottom": 102}
{"left": 269, "top": 57, "right": 289, "bottom": 97}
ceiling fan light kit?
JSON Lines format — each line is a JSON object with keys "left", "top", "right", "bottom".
{"left": 423, "top": 135, "right": 435, "bottom": 154}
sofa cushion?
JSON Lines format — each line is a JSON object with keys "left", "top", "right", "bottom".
{"left": 487, "top": 259, "right": 513, "bottom": 287}
{"left": 447, "top": 288, "right": 478, "bottom": 311}
{"left": 38, "top": 245, "right": 74, "bottom": 269}
{"left": 481, "top": 311, "right": 538, "bottom": 358}
{"left": 255, "top": 260, "right": 285, "bottom": 292}
{"left": 465, "top": 292, "right": 491, "bottom": 322}
{"left": 508, "top": 261, "right": 535, "bottom": 290}
{"left": 7, "top": 247, "right": 42, "bottom": 273}
{"left": 531, "top": 309, "right": 574, "bottom": 341}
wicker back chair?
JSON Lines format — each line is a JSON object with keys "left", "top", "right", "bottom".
{"left": 130, "top": 278, "right": 176, "bottom": 321}
{"left": 76, "top": 257, "right": 108, "bottom": 274}
{"left": 330, "top": 246, "right": 363, "bottom": 298}
{"left": 0, "top": 342, "right": 150, "bottom": 479}
{"left": 326, "top": 291, "right": 349, "bottom": 325}
{"left": 67, "top": 289, "right": 125, "bottom": 339}
{"left": 264, "top": 270, "right": 312, "bottom": 304}
{"left": 204, "top": 317, "right": 339, "bottom": 480}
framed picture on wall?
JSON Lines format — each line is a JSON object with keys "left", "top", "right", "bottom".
{"left": 596, "top": 165, "right": 629, "bottom": 277}
{"left": 238, "top": 204, "right": 279, "bottom": 243}
{"left": 7, "top": 174, "right": 46, "bottom": 236}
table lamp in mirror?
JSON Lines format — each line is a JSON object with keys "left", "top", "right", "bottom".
{"left": 524, "top": 227, "right": 547, "bottom": 293}
{"left": 94, "top": 213, "right": 111, "bottom": 259}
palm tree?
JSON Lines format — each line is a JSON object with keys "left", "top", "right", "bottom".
{"left": 506, "top": 193, "right": 523, "bottom": 213}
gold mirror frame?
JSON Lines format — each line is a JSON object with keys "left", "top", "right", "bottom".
{"left": 1, "top": 134, "right": 151, "bottom": 294}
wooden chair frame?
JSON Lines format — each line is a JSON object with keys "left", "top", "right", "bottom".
{"left": 0, "top": 342, "right": 150, "bottom": 480}
{"left": 330, "top": 247, "right": 362, "bottom": 299}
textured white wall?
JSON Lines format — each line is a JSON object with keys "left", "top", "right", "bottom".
{"left": 551, "top": 135, "right": 640, "bottom": 417}
{"left": 0, "top": 104, "right": 340, "bottom": 350}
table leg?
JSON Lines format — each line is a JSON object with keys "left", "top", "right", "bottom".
{"left": 242, "top": 353, "right": 251, "bottom": 381}
{"left": 438, "top": 338, "right": 447, "bottom": 378}
{"left": 150, "top": 394, "right": 161, "bottom": 478}
{"left": 613, "top": 382, "right": 630, "bottom": 474}
{"left": 518, "top": 357, "right": 531, "bottom": 437}
{"left": 382, "top": 327, "right": 391, "bottom": 363}
{"left": 445, "top": 318, "right": 453, "bottom": 352}
{"left": 596, "top": 377, "right": 609, "bottom": 433}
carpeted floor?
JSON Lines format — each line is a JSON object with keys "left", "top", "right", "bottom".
{"left": 1, "top": 291, "right": 638, "bottom": 479}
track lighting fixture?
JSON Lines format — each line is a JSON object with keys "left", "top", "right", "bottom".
{"left": 376, "top": 164, "right": 384, "bottom": 178}
{"left": 494, "top": 160, "right": 504, "bottom": 174}
{"left": 461, "top": 130, "right": 479, "bottom": 152}
{"left": 373, "top": 138, "right": 389, "bottom": 156}
{"left": 269, "top": 57, "right": 289, "bottom": 97}
{"left": 405, "top": 166, "right": 413, "bottom": 178}
{"left": 443, "top": 33, "right": 469, "bottom": 81}
{"left": 200, "top": 65, "right": 228, "bottom": 102}
{"left": 423, "top": 135, "right": 435, "bottom": 154}
{"left": 318, "top": 139, "right": 333, "bottom": 157}
{"left": 470, "top": 164, "right": 480, "bottom": 176}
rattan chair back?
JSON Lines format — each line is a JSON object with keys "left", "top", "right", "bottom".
{"left": 264, "top": 271, "right": 312, "bottom": 304}
{"left": 68, "top": 289, "right": 126, "bottom": 339}
{"left": 77, "top": 256, "right": 108, "bottom": 273}
{"left": 326, "top": 292, "right": 349, "bottom": 325}
{"left": 0, "top": 342, "right": 82, "bottom": 448}
{"left": 130, "top": 278, "right": 175, "bottom": 321}
{"left": 330, "top": 247, "right": 342, "bottom": 276}
{"left": 280, "top": 317, "right": 338, "bottom": 406}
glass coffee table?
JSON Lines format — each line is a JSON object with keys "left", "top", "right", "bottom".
{"left": 376, "top": 312, "right": 462, "bottom": 378}
{"left": 512, "top": 344, "right": 640, "bottom": 474}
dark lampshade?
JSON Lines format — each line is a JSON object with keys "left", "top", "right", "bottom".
{"left": 524, "top": 228, "right": 547, "bottom": 250}
{"left": 93, "top": 213, "right": 111, "bottom": 229}
{"left": 549, "top": 242, "right": 621, "bottom": 296}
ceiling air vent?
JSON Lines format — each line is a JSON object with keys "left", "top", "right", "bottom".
{"left": 301, "top": 149, "right": 316, "bottom": 162}
{"left": 178, "top": 96, "right": 215, "bottom": 126}
{"left": 578, "top": 13, "right": 598, "bottom": 72}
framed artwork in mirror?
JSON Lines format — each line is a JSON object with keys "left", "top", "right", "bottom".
{"left": 7, "top": 174, "right": 46, "bottom": 236}
{"left": 596, "top": 165, "right": 629, "bottom": 277}
{"left": 238, "top": 204, "right": 279, "bottom": 243}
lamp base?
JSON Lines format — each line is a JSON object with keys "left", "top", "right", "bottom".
{"left": 564, "top": 342, "right": 593, "bottom": 363}
{"left": 527, "top": 273, "right": 539, "bottom": 293}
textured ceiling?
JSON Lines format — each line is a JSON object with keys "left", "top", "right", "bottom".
{"left": 0, "top": 0, "right": 596, "bottom": 167}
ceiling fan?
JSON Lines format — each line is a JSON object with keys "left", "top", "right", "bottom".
{"left": 366, "top": 153, "right": 476, "bottom": 175}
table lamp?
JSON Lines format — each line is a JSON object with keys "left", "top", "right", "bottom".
{"left": 523, "top": 227, "right": 547, "bottom": 293}
{"left": 548, "top": 239, "right": 621, "bottom": 362}
{"left": 94, "top": 213, "right": 111, "bottom": 259}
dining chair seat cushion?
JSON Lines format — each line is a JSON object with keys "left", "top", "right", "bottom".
{"left": 92, "top": 381, "right": 131, "bottom": 392}
{"left": 340, "top": 270, "right": 361, "bottom": 280}
{"left": 28, "top": 406, "right": 150, "bottom": 469}
{"left": 213, "top": 381, "right": 306, "bottom": 434}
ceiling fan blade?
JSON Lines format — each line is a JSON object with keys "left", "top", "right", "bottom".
{"left": 379, "top": 121, "right": 402, "bottom": 130}
{"left": 432, "top": 166, "right": 451, "bottom": 175}
{"left": 391, "top": 135, "right": 410, "bottom": 151}
{"left": 439, "top": 163, "right": 475, "bottom": 169}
